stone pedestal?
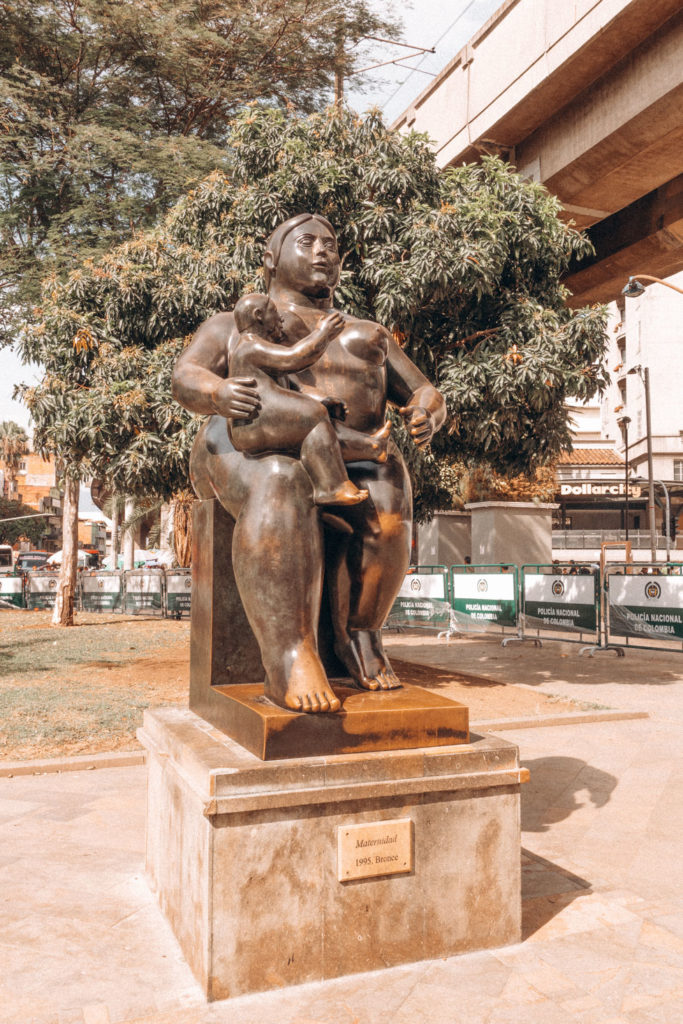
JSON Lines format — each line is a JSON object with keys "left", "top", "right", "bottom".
{"left": 139, "top": 707, "right": 526, "bottom": 1001}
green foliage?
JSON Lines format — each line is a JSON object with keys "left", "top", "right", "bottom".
{"left": 0, "top": 496, "right": 45, "bottom": 545}
{"left": 0, "top": 419, "right": 29, "bottom": 487}
{"left": 0, "top": 0, "right": 398, "bottom": 337}
{"left": 19, "top": 105, "right": 609, "bottom": 512}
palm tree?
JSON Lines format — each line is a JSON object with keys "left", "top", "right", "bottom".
{"left": 0, "top": 421, "right": 29, "bottom": 497}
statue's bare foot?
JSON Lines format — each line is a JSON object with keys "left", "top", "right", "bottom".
{"left": 315, "top": 482, "right": 369, "bottom": 507}
{"left": 265, "top": 641, "right": 341, "bottom": 713}
{"left": 336, "top": 629, "right": 401, "bottom": 691}
{"left": 354, "top": 421, "right": 391, "bottom": 464}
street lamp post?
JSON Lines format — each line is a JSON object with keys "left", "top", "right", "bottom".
{"left": 627, "top": 365, "right": 657, "bottom": 561}
{"left": 622, "top": 272, "right": 682, "bottom": 563}
{"left": 635, "top": 476, "right": 670, "bottom": 562}
{"left": 617, "top": 415, "right": 631, "bottom": 540}
{"left": 658, "top": 479, "right": 671, "bottom": 563}
{"left": 622, "top": 275, "right": 683, "bottom": 298}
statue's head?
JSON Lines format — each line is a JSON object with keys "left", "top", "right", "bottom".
{"left": 264, "top": 213, "right": 340, "bottom": 299}
{"left": 233, "top": 292, "right": 284, "bottom": 341}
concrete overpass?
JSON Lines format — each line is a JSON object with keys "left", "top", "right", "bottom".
{"left": 392, "top": 0, "right": 683, "bottom": 305}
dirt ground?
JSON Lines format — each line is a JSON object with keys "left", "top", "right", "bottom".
{"left": 0, "top": 609, "right": 583, "bottom": 762}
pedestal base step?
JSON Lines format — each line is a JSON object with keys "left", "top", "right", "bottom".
{"left": 209, "top": 682, "right": 469, "bottom": 760}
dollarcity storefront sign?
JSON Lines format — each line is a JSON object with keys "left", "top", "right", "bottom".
{"left": 559, "top": 482, "right": 642, "bottom": 498}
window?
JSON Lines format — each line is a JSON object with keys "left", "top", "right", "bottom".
{"left": 674, "top": 460, "right": 683, "bottom": 482}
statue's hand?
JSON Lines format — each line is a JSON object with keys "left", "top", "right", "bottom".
{"left": 321, "top": 395, "right": 347, "bottom": 421}
{"left": 399, "top": 405, "right": 435, "bottom": 448}
{"left": 211, "top": 376, "right": 260, "bottom": 420}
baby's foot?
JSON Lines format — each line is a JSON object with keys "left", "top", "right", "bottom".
{"left": 367, "top": 421, "right": 392, "bottom": 463}
{"left": 315, "top": 482, "right": 369, "bottom": 507}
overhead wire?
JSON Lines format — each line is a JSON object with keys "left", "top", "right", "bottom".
{"left": 379, "top": 0, "right": 480, "bottom": 112}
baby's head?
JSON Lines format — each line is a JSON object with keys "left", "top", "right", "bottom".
{"left": 234, "top": 293, "right": 284, "bottom": 342}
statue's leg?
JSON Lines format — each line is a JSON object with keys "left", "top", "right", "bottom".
{"left": 215, "top": 451, "right": 340, "bottom": 713}
{"left": 331, "top": 450, "right": 412, "bottom": 691}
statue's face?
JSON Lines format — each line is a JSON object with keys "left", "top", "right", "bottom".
{"left": 275, "top": 221, "right": 340, "bottom": 298}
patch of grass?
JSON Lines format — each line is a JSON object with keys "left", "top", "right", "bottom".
{"left": 0, "top": 611, "right": 189, "bottom": 678}
{"left": 545, "top": 692, "right": 611, "bottom": 711}
{"left": 0, "top": 682, "right": 154, "bottom": 752}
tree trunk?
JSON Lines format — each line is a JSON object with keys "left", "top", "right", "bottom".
{"left": 110, "top": 491, "right": 119, "bottom": 567}
{"left": 173, "top": 492, "right": 193, "bottom": 567}
{"left": 52, "top": 476, "right": 80, "bottom": 627}
{"left": 123, "top": 496, "right": 135, "bottom": 570}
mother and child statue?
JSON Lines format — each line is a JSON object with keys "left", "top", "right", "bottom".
{"left": 172, "top": 213, "right": 446, "bottom": 715}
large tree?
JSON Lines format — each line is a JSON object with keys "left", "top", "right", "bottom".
{"left": 0, "top": 419, "right": 29, "bottom": 495}
{"left": 20, "top": 105, "right": 609, "bottom": 543}
{"left": 0, "top": 0, "right": 399, "bottom": 339}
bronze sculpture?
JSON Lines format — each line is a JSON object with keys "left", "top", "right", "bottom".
{"left": 172, "top": 213, "right": 446, "bottom": 714}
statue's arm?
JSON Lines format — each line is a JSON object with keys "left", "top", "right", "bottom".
{"left": 386, "top": 336, "right": 447, "bottom": 447}
{"left": 172, "top": 312, "right": 260, "bottom": 419}
{"left": 249, "top": 328, "right": 330, "bottom": 373}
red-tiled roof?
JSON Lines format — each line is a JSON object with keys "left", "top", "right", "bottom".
{"left": 557, "top": 448, "right": 623, "bottom": 466}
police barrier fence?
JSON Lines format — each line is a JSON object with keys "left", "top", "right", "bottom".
{"left": 384, "top": 565, "right": 451, "bottom": 630}
{"left": 123, "top": 568, "right": 165, "bottom": 615}
{"left": 520, "top": 563, "right": 600, "bottom": 646}
{"left": 604, "top": 563, "right": 683, "bottom": 652}
{"left": 165, "top": 568, "right": 192, "bottom": 618}
{"left": 0, "top": 570, "right": 24, "bottom": 607}
{"left": 80, "top": 570, "right": 124, "bottom": 612}
{"left": 449, "top": 564, "right": 518, "bottom": 637}
{"left": 26, "top": 570, "right": 60, "bottom": 609}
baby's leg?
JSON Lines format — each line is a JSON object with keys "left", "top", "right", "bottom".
{"left": 300, "top": 417, "right": 369, "bottom": 507}
{"left": 236, "top": 389, "right": 368, "bottom": 507}
{"left": 334, "top": 420, "right": 392, "bottom": 464}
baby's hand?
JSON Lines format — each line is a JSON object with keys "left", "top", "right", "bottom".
{"left": 318, "top": 311, "right": 345, "bottom": 341}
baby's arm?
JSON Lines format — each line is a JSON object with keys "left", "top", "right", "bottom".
{"left": 249, "top": 312, "right": 344, "bottom": 374}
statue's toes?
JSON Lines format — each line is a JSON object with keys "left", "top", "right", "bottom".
{"left": 328, "top": 692, "right": 342, "bottom": 712}
{"left": 315, "top": 691, "right": 331, "bottom": 712}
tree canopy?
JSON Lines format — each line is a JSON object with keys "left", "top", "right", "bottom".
{"left": 0, "top": 419, "right": 29, "bottom": 489}
{"left": 0, "top": 0, "right": 398, "bottom": 338}
{"left": 19, "top": 105, "right": 609, "bottom": 518}
{"left": 0, "top": 495, "right": 45, "bottom": 545}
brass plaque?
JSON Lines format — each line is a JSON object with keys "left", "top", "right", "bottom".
{"left": 338, "top": 818, "right": 413, "bottom": 882}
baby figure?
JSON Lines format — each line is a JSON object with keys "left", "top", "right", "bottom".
{"left": 228, "top": 293, "right": 369, "bottom": 507}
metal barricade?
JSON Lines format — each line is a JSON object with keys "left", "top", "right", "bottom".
{"left": 165, "top": 568, "right": 192, "bottom": 618}
{"left": 384, "top": 565, "right": 451, "bottom": 631}
{"left": 603, "top": 562, "right": 683, "bottom": 653}
{"left": 0, "top": 569, "right": 25, "bottom": 608}
{"left": 519, "top": 563, "right": 601, "bottom": 648}
{"left": 80, "top": 570, "right": 124, "bottom": 612}
{"left": 449, "top": 564, "right": 519, "bottom": 640}
{"left": 26, "top": 569, "right": 60, "bottom": 609}
{"left": 123, "top": 568, "right": 165, "bottom": 616}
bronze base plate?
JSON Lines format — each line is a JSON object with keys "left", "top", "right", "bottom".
{"left": 209, "top": 682, "right": 469, "bottom": 760}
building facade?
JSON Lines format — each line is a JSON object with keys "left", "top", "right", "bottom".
{"left": 552, "top": 270, "right": 683, "bottom": 561}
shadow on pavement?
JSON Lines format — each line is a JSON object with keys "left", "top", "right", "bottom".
{"left": 521, "top": 847, "right": 592, "bottom": 940}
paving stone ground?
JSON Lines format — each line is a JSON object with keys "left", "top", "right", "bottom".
{"left": 2, "top": 636, "right": 683, "bottom": 1024}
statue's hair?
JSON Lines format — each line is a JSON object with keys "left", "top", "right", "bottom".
{"left": 264, "top": 213, "right": 337, "bottom": 289}
{"left": 233, "top": 292, "right": 271, "bottom": 334}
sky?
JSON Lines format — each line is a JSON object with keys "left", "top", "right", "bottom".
{"left": 0, "top": 0, "right": 502, "bottom": 435}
